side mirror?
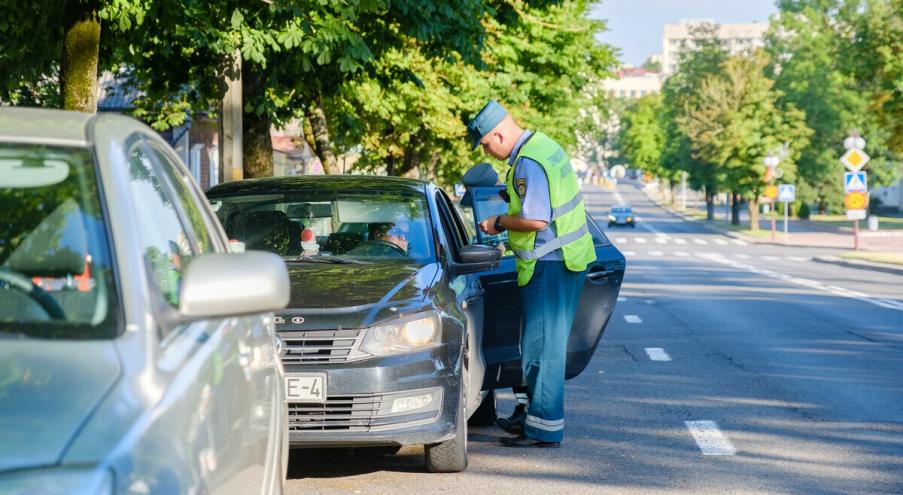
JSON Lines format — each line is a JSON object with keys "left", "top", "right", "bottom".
{"left": 179, "top": 251, "right": 290, "bottom": 318}
{"left": 449, "top": 244, "right": 501, "bottom": 276}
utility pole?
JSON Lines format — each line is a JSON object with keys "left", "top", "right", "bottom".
{"left": 681, "top": 171, "right": 687, "bottom": 210}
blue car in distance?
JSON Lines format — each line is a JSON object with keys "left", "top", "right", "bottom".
{"left": 608, "top": 204, "right": 637, "bottom": 228}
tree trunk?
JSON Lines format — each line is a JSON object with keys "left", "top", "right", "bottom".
{"left": 241, "top": 62, "right": 273, "bottom": 178}
{"left": 396, "top": 137, "right": 421, "bottom": 178}
{"left": 748, "top": 197, "right": 760, "bottom": 231}
{"left": 705, "top": 188, "right": 715, "bottom": 221}
{"left": 730, "top": 191, "right": 741, "bottom": 225}
{"left": 308, "top": 97, "right": 340, "bottom": 175}
{"left": 60, "top": 1, "right": 100, "bottom": 112}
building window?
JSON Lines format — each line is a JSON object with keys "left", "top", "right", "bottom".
{"left": 630, "top": 90, "right": 637, "bottom": 98}
{"left": 619, "top": 90, "right": 626, "bottom": 97}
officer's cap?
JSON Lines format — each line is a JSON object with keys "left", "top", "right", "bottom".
{"left": 467, "top": 99, "right": 509, "bottom": 151}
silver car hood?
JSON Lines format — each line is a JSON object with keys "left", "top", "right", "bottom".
{"left": 0, "top": 339, "right": 121, "bottom": 473}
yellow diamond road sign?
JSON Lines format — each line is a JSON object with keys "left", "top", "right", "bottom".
{"left": 841, "top": 148, "right": 870, "bottom": 172}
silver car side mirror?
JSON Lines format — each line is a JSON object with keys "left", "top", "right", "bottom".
{"left": 179, "top": 251, "right": 290, "bottom": 318}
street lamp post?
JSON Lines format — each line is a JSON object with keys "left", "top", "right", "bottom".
{"left": 764, "top": 154, "right": 781, "bottom": 240}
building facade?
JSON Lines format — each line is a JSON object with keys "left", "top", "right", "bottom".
{"left": 662, "top": 20, "right": 769, "bottom": 75}
{"left": 602, "top": 67, "right": 663, "bottom": 99}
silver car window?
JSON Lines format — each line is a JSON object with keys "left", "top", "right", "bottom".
{"left": 0, "top": 144, "right": 120, "bottom": 339}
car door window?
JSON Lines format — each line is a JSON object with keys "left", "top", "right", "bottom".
{"left": 143, "top": 143, "right": 216, "bottom": 254}
{"left": 125, "top": 138, "right": 195, "bottom": 311}
{"left": 437, "top": 191, "right": 470, "bottom": 247}
{"left": 435, "top": 193, "right": 465, "bottom": 261}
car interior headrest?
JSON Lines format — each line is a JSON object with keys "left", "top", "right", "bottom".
{"left": 4, "top": 198, "right": 87, "bottom": 277}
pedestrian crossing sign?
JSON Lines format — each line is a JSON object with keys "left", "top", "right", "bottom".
{"left": 777, "top": 184, "right": 795, "bottom": 202}
{"left": 844, "top": 171, "right": 868, "bottom": 193}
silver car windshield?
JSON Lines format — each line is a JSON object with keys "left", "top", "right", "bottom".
{"left": 210, "top": 190, "right": 436, "bottom": 265}
{"left": 0, "top": 144, "right": 119, "bottom": 339}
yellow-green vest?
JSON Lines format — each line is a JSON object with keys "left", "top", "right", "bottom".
{"left": 505, "top": 132, "right": 596, "bottom": 286}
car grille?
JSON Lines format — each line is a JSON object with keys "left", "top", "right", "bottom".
{"left": 279, "top": 329, "right": 368, "bottom": 365}
{"left": 289, "top": 394, "right": 382, "bottom": 431}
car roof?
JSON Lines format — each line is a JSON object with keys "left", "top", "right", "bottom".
{"left": 206, "top": 175, "right": 431, "bottom": 196}
{"left": 0, "top": 107, "right": 95, "bottom": 147}
{"left": 611, "top": 204, "right": 632, "bottom": 210}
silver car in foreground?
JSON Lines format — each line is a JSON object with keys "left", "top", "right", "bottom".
{"left": 0, "top": 108, "right": 291, "bottom": 494}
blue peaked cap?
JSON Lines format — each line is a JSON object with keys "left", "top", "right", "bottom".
{"left": 467, "top": 100, "right": 509, "bottom": 150}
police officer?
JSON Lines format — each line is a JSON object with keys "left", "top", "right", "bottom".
{"left": 468, "top": 99, "right": 595, "bottom": 448}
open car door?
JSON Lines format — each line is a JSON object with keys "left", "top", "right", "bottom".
{"left": 464, "top": 185, "right": 625, "bottom": 391}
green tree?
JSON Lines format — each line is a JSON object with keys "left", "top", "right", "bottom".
{"left": 618, "top": 94, "right": 666, "bottom": 176}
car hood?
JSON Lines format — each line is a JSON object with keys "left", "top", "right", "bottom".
{"left": 0, "top": 340, "right": 121, "bottom": 473}
{"left": 280, "top": 261, "right": 440, "bottom": 329}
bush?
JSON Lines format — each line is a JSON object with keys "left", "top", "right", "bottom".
{"left": 798, "top": 202, "right": 811, "bottom": 219}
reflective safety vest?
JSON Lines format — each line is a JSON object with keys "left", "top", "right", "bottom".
{"left": 505, "top": 132, "right": 596, "bottom": 286}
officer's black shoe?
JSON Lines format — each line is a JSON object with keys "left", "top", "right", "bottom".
{"left": 496, "top": 404, "right": 526, "bottom": 434}
{"left": 499, "top": 434, "right": 560, "bottom": 448}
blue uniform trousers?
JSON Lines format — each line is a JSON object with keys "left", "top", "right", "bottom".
{"left": 520, "top": 260, "right": 586, "bottom": 443}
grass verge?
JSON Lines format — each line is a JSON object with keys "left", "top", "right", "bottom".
{"left": 839, "top": 251, "right": 903, "bottom": 266}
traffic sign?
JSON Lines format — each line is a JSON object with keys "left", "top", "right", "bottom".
{"left": 844, "top": 191, "right": 869, "bottom": 209}
{"left": 764, "top": 185, "right": 778, "bottom": 200}
{"left": 777, "top": 184, "right": 796, "bottom": 202}
{"left": 610, "top": 165, "right": 626, "bottom": 179}
{"left": 840, "top": 148, "right": 870, "bottom": 172}
{"left": 844, "top": 171, "right": 868, "bottom": 193}
{"left": 846, "top": 209, "right": 867, "bottom": 220}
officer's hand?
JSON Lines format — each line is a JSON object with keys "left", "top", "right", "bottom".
{"left": 480, "top": 216, "right": 500, "bottom": 235}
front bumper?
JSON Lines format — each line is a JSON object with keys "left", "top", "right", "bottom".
{"left": 284, "top": 344, "right": 460, "bottom": 448}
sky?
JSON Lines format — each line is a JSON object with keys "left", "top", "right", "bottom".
{"left": 590, "top": 0, "right": 780, "bottom": 67}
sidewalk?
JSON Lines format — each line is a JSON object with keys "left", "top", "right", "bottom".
{"left": 639, "top": 184, "right": 903, "bottom": 275}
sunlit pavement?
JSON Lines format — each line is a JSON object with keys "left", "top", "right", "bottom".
{"left": 285, "top": 181, "right": 903, "bottom": 495}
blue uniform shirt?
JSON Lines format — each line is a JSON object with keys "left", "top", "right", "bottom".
{"left": 508, "top": 131, "right": 562, "bottom": 261}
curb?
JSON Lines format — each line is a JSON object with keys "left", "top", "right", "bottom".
{"left": 811, "top": 256, "right": 903, "bottom": 276}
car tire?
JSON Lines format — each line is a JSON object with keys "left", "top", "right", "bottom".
{"left": 425, "top": 368, "right": 468, "bottom": 473}
{"left": 608, "top": 222, "right": 614, "bottom": 228}
{"left": 631, "top": 223, "right": 637, "bottom": 228}
{"left": 468, "top": 389, "right": 497, "bottom": 426}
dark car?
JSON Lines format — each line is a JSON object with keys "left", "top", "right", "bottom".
{"left": 206, "top": 176, "right": 501, "bottom": 473}
{"left": 608, "top": 204, "right": 636, "bottom": 228}
{"left": 458, "top": 185, "right": 626, "bottom": 415}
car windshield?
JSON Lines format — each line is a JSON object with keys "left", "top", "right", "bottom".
{"left": 611, "top": 207, "right": 631, "bottom": 214}
{"left": 0, "top": 144, "right": 119, "bottom": 339}
{"left": 209, "top": 188, "right": 436, "bottom": 265}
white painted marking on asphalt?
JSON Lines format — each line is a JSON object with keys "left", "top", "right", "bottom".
{"left": 787, "top": 256, "right": 808, "bottom": 262}
{"left": 685, "top": 421, "right": 737, "bottom": 456}
{"left": 730, "top": 239, "right": 748, "bottom": 246}
{"left": 674, "top": 238, "right": 687, "bottom": 245}
{"left": 762, "top": 255, "right": 780, "bottom": 261}
{"left": 622, "top": 250, "right": 636, "bottom": 256}
{"left": 615, "top": 237, "right": 627, "bottom": 244}
{"left": 617, "top": 297, "right": 627, "bottom": 302}
{"left": 714, "top": 239, "right": 728, "bottom": 246}
{"left": 634, "top": 237, "right": 648, "bottom": 244}
{"left": 649, "top": 251, "right": 664, "bottom": 256}
{"left": 734, "top": 254, "right": 751, "bottom": 259}
{"left": 693, "top": 238, "right": 708, "bottom": 245}
{"left": 645, "top": 348, "right": 672, "bottom": 361}
{"left": 624, "top": 315, "right": 643, "bottom": 323}
{"left": 675, "top": 251, "right": 689, "bottom": 257}
{"left": 654, "top": 237, "right": 668, "bottom": 244}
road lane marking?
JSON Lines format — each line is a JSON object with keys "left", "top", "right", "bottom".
{"left": 674, "top": 238, "right": 687, "bottom": 245}
{"left": 787, "top": 256, "right": 808, "bottom": 262}
{"left": 693, "top": 238, "right": 708, "bottom": 245}
{"left": 615, "top": 237, "right": 627, "bottom": 244}
{"left": 762, "top": 255, "right": 780, "bottom": 261}
{"left": 685, "top": 421, "right": 737, "bottom": 456}
{"left": 644, "top": 348, "right": 672, "bottom": 361}
{"left": 714, "top": 239, "right": 728, "bottom": 246}
{"left": 675, "top": 251, "right": 689, "bottom": 257}
{"left": 649, "top": 251, "right": 664, "bottom": 256}
{"left": 617, "top": 297, "right": 627, "bottom": 302}
{"left": 634, "top": 237, "right": 648, "bottom": 244}
{"left": 624, "top": 315, "right": 643, "bottom": 323}
{"left": 623, "top": 250, "right": 636, "bottom": 256}
{"left": 654, "top": 237, "right": 668, "bottom": 244}
{"left": 730, "top": 239, "right": 748, "bottom": 246}
{"left": 734, "top": 254, "right": 751, "bottom": 259}
{"left": 696, "top": 252, "right": 903, "bottom": 313}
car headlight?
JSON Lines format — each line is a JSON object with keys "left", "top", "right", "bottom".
{"left": 608, "top": 215, "right": 616, "bottom": 222}
{"left": 360, "top": 311, "right": 441, "bottom": 356}
{"left": 626, "top": 216, "right": 632, "bottom": 222}
{"left": 0, "top": 467, "right": 113, "bottom": 495}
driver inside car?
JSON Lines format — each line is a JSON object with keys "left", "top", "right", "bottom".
{"left": 369, "top": 222, "right": 409, "bottom": 254}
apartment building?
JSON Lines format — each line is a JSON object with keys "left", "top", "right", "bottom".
{"left": 662, "top": 20, "right": 769, "bottom": 75}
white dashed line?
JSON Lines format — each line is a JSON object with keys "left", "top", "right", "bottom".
{"left": 730, "top": 239, "right": 748, "bottom": 246}
{"left": 685, "top": 421, "right": 737, "bottom": 456}
{"left": 649, "top": 251, "right": 664, "bottom": 256}
{"left": 734, "top": 254, "right": 751, "bottom": 259}
{"left": 762, "top": 255, "right": 780, "bottom": 261}
{"left": 624, "top": 315, "right": 643, "bottom": 324}
{"left": 622, "top": 250, "right": 636, "bottom": 256}
{"left": 693, "top": 238, "right": 708, "bottom": 245}
{"left": 674, "top": 251, "right": 689, "bottom": 257}
{"left": 787, "top": 256, "right": 808, "bottom": 262}
{"left": 674, "top": 238, "right": 687, "bottom": 245}
{"left": 615, "top": 237, "right": 627, "bottom": 244}
{"left": 644, "top": 348, "right": 672, "bottom": 361}
{"left": 654, "top": 237, "right": 668, "bottom": 244}
{"left": 714, "top": 239, "right": 728, "bottom": 246}
{"left": 634, "top": 237, "right": 648, "bottom": 244}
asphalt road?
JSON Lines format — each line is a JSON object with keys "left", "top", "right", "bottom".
{"left": 285, "top": 181, "right": 903, "bottom": 495}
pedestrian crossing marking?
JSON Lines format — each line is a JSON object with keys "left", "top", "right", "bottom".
{"left": 730, "top": 239, "right": 748, "bottom": 246}
{"left": 685, "top": 421, "right": 736, "bottom": 456}
{"left": 624, "top": 315, "right": 643, "bottom": 323}
{"left": 735, "top": 254, "right": 751, "bottom": 259}
{"left": 622, "top": 250, "right": 636, "bottom": 256}
{"left": 674, "top": 238, "right": 687, "bottom": 244}
{"left": 634, "top": 237, "right": 648, "bottom": 244}
{"left": 763, "top": 255, "right": 780, "bottom": 261}
{"left": 693, "top": 238, "right": 708, "bottom": 245}
{"left": 649, "top": 251, "right": 663, "bottom": 256}
{"left": 654, "top": 238, "right": 667, "bottom": 244}
{"left": 645, "top": 348, "right": 672, "bottom": 361}
{"left": 675, "top": 251, "right": 689, "bottom": 257}
{"left": 615, "top": 237, "right": 627, "bottom": 244}
{"left": 714, "top": 239, "right": 728, "bottom": 246}
{"left": 787, "top": 256, "right": 808, "bottom": 262}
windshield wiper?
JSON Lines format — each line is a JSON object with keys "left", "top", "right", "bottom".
{"left": 288, "top": 256, "right": 367, "bottom": 265}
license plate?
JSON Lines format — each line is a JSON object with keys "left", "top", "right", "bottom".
{"left": 285, "top": 373, "right": 327, "bottom": 403}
